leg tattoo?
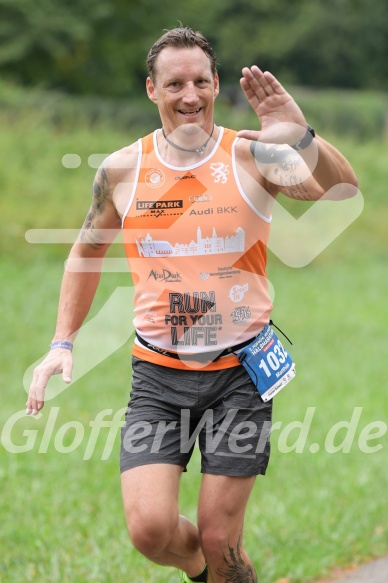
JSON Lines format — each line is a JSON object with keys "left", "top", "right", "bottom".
{"left": 216, "top": 534, "right": 257, "bottom": 582}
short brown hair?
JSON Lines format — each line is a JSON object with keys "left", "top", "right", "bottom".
{"left": 146, "top": 26, "right": 218, "bottom": 82}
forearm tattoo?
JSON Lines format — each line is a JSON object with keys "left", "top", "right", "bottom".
{"left": 80, "top": 167, "right": 110, "bottom": 245}
{"left": 273, "top": 157, "right": 313, "bottom": 200}
{"left": 216, "top": 535, "right": 258, "bottom": 582}
{"left": 251, "top": 141, "right": 314, "bottom": 200}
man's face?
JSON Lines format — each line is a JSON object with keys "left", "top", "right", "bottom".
{"left": 146, "top": 46, "right": 219, "bottom": 134}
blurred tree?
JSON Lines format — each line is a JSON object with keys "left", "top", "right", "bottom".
{"left": 0, "top": 0, "right": 217, "bottom": 96}
{"left": 211, "top": 0, "right": 388, "bottom": 90}
{"left": 0, "top": 0, "right": 386, "bottom": 94}
{"left": 281, "top": 0, "right": 388, "bottom": 90}
{"left": 0, "top": 0, "right": 111, "bottom": 90}
{"left": 207, "top": 0, "right": 308, "bottom": 83}
{"left": 82, "top": 0, "right": 220, "bottom": 97}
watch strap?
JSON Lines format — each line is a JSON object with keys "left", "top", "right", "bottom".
{"left": 291, "top": 124, "right": 315, "bottom": 151}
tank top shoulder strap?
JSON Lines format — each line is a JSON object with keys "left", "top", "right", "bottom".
{"left": 218, "top": 127, "right": 237, "bottom": 154}
{"left": 140, "top": 131, "right": 156, "bottom": 155}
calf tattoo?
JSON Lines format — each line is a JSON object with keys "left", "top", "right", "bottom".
{"left": 216, "top": 535, "right": 258, "bottom": 582}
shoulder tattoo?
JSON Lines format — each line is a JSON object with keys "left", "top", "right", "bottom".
{"left": 80, "top": 167, "right": 110, "bottom": 244}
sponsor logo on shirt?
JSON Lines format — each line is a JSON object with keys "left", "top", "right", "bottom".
{"left": 147, "top": 269, "right": 182, "bottom": 283}
{"left": 189, "top": 206, "right": 237, "bottom": 215}
{"left": 136, "top": 199, "right": 184, "bottom": 219}
{"left": 175, "top": 174, "right": 196, "bottom": 181}
{"left": 200, "top": 267, "right": 241, "bottom": 280}
{"left": 188, "top": 194, "right": 212, "bottom": 203}
{"left": 229, "top": 284, "right": 249, "bottom": 302}
{"left": 136, "top": 200, "right": 183, "bottom": 210}
{"left": 231, "top": 306, "right": 251, "bottom": 323}
{"left": 145, "top": 169, "right": 165, "bottom": 188}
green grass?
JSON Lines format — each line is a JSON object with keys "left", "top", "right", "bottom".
{"left": 1, "top": 114, "right": 387, "bottom": 583}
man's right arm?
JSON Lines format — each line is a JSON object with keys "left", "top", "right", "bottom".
{"left": 26, "top": 165, "right": 122, "bottom": 415}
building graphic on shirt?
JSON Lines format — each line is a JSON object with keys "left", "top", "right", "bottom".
{"left": 136, "top": 226, "right": 245, "bottom": 257}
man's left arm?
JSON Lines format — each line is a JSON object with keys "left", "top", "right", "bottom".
{"left": 238, "top": 66, "right": 358, "bottom": 200}
{"left": 309, "top": 134, "right": 358, "bottom": 195}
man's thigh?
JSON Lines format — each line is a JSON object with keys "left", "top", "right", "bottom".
{"left": 121, "top": 463, "right": 182, "bottom": 524}
{"left": 198, "top": 473, "right": 256, "bottom": 524}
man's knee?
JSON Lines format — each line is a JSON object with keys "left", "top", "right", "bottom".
{"left": 127, "top": 510, "right": 178, "bottom": 559}
{"left": 198, "top": 523, "right": 230, "bottom": 560}
{"left": 121, "top": 464, "right": 182, "bottom": 559}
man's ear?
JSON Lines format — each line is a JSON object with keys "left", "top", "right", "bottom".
{"left": 213, "top": 73, "right": 220, "bottom": 100}
{"left": 146, "top": 77, "right": 158, "bottom": 103}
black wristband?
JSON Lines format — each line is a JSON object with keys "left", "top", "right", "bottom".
{"left": 291, "top": 124, "right": 315, "bottom": 151}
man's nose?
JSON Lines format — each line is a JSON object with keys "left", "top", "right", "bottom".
{"left": 182, "top": 82, "right": 200, "bottom": 104}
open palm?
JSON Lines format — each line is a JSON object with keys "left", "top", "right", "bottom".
{"left": 237, "top": 66, "right": 308, "bottom": 144}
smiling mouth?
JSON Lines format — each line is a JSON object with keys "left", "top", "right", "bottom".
{"left": 178, "top": 108, "right": 202, "bottom": 116}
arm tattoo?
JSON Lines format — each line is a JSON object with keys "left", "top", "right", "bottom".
{"left": 80, "top": 167, "right": 110, "bottom": 245}
{"left": 251, "top": 141, "right": 315, "bottom": 200}
{"left": 216, "top": 535, "right": 258, "bottom": 582}
{"left": 274, "top": 161, "right": 314, "bottom": 201}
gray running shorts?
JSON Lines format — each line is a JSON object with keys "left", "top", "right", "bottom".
{"left": 120, "top": 356, "right": 273, "bottom": 477}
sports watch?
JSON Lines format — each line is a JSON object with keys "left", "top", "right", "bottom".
{"left": 291, "top": 124, "right": 315, "bottom": 151}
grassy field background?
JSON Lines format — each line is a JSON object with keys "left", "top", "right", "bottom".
{"left": 1, "top": 107, "right": 387, "bottom": 583}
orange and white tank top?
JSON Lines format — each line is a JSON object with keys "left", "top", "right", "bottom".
{"left": 122, "top": 127, "right": 273, "bottom": 370}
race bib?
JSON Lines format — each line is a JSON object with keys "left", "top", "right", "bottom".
{"left": 238, "top": 324, "right": 296, "bottom": 401}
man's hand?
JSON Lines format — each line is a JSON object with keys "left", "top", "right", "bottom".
{"left": 26, "top": 349, "right": 73, "bottom": 415}
{"left": 238, "top": 66, "right": 308, "bottom": 144}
